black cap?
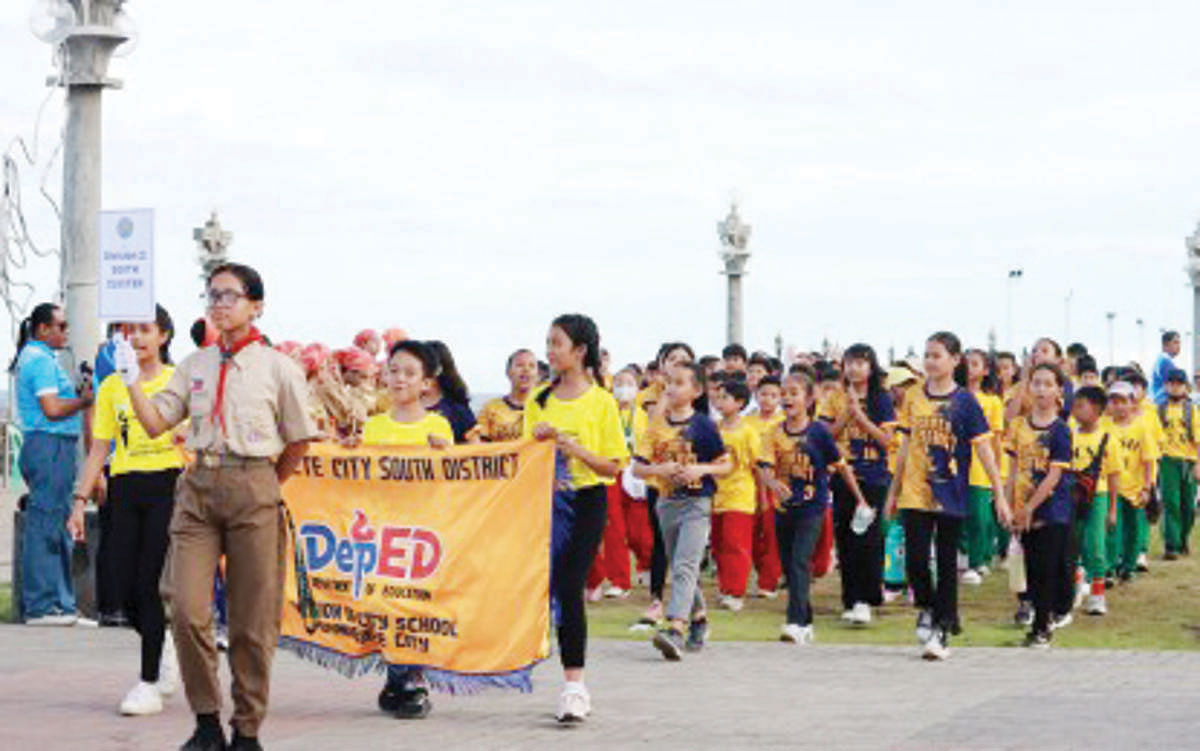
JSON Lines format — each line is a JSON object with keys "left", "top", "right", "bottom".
{"left": 1167, "top": 368, "right": 1188, "bottom": 384}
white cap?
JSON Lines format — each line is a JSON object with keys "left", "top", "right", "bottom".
{"left": 1107, "top": 381, "right": 1135, "bottom": 398}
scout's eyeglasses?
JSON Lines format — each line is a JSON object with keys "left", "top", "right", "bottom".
{"left": 206, "top": 289, "right": 247, "bottom": 308}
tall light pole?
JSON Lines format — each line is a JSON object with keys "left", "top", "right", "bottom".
{"left": 31, "top": 0, "right": 131, "bottom": 369}
{"left": 1136, "top": 317, "right": 1145, "bottom": 368}
{"left": 717, "top": 202, "right": 751, "bottom": 347}
{"left": 1006, "top": 268, "right": 1023, "bottom": 350}
{"left": 1185, "top": 221, "right": 1200, "bottom": 374}
{"left": 1106, "top": 311, "right": 1117, "bottom": 366}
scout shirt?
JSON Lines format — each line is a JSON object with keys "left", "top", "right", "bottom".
{"left": 523, "top": 383, "right": 628, "bottom": 491}
{"left": 1158, "top": 399, "right": 1200, "bottom": 461}
{"left": 1005, "top": 415, "right": 1072, "bottom": 526}
{"left": 470, "top": 396, "right": 526, "bottom": 442}
{"left": 1072, "top": 421, "right": 1122, "bottom": 496}
{"left": 635, "top": 411, "right": 726, "bottom": 500}
{"left": 93, "top": 369, "right": 186, "bottom": 476}
{"left": 1108, "top": 416, "right": 1159, "bottom": 505}
{"left": 757, "top": 419, "right": 842, "bottom": 517}
{"left": 896, "top": 385, "right": 992, "bottom": 518}
{"left": 714, "top": 417, "right": 762, "bottom": 514}
{"left": 363, "top": 411, "right": 454, "bottom": 446}
{"left": 152, "top": 341, "right": 319, "bottom": 457}
{"left": 817, "top": 388, "right": 897, "bottom": 488}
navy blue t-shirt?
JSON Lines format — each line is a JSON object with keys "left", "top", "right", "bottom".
{"left": 636, "top": 411, "right": 726, "bottom": 499}
{"left": 761, "top": 420, "right": 842, "bottom": 518}
{"left": 431, "top": 398, "right": 477, "bottom": 444}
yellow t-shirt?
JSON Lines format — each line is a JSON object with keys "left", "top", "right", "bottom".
{"left": 93, "top": 369, "right": 186, "bottom": 476}
{"left": 1072, "top": 424, "right": 1121, "bottom": 496}
{"left": 714, "top": 418, "right": 762, "bottom": 514}
{"left": 1003, "top": 415, "right": 1072, "bottom": 515}
{"left": 471, "top": 396, "right": 526, "bottom": 442}
{"left": 362, "top": 412, "right": 454, "bottom": 446}
{"left": 969, "top": 392, "right": 1005, "bottom": 488}
{"left": 1109, "top": 417, "right": 1158, "bottom": 504}
{"left": 744, "top": 410, "right": 785, "bottom": 439}
{"left": 523, "top": 384, "right": 629, "bottom": 489}
{"left": 1157, "top": 400, "right": 1200, "bottom": 461}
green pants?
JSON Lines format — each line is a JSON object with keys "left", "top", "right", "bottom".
{"left": 1073, "top": 494, "right": 1109, "bottom": 581}
{"left": 1159, "top": 457, "right": 1197, "bottom": 554}
{"left": 1106, "top": 498, "right": 1143, "bottom": 576}
{"left": 961, "top": 486, "right": 994, "bottom": 568}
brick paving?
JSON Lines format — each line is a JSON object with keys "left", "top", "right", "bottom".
{"left": 3, "top": 625, "right": 1199, "bottom": 750}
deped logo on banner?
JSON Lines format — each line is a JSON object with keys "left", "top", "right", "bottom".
{"left": 300, "top": 510, "right": 444, "bottom": 598}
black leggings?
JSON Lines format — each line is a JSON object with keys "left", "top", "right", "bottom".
{"left": 553, "top": 484, "right": 608, "bottom": 670}
{"left": 108, "top": 469, "right": 179, "bottom": 682}
{"left": 647, "top": 488, "right": 667, "bottom": 601}
{"left": 833, "top": 478, "right": 887, "bottom": 609}
{"left": 902, "top": 509, "right": 962, "bottom": 631}
{"left": 1025, "top": 523, "right": 1069, "bottom": 635}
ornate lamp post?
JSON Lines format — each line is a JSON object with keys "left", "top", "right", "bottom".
{"left": 193, "top": 212, "right": 233, "bottom": 296}
{"left": 1185, "top": 222, "right": 1200, "bottom": 372}
{"left": 717, "top": 203, "right": 751, "bottom": 346}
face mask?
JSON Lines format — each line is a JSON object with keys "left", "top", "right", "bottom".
{"left": 613, "top": 385, "right": 637, "bottom": 403}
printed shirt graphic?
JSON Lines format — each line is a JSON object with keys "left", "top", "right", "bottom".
{"left": 522, "top": 384, "right": 628, "bottom": 490}
{"left": 1005, "top": 415, "right": 1073, "bottom": 525}
{"left": 817, "top": 388, "right": 896, "bottom": 487}
{"left": 1072, "top": 424, "right": 1122, "bottom": 496}
{"left": 758, "top": 420, "right": 842, "bottom": 517}
{"left": 634, "top": 411, "right": 726, "bottom": 499}
{"left": 92, "top": 368, "right": 186, "bottom": 476}
{"left": 1109, "top": 417, "right": 1159, "bottom": 504}
{"left": 363, "top": 412, "right": 454, "bottom": 446}
{"left": 1158, "top": 401, "right": 1200, "bottom": 460}
{"left": 471, "top": 397, "right": 526, "bottom": 442}
{"left": 897, "top": 386, "right": 991, "bottom": 517}
{"left": 714, "top": 419, "right": 763, "bottom": 514}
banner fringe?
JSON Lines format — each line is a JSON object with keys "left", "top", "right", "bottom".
{"left": 278, "top": 637, "right": 537, "bottom": 694}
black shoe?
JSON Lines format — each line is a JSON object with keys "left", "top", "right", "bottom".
{"left": 99, "top": 611, "right": 129, "bottom": 628}
{"left": 1013, "top": 600, "right": 1033, "bottom": 627}
{"left": 229, "top": 732, "right": 263, "bottom": 751}
{"left": 1165, "top": 551, "right": 1179, "bottom": 561}
{"left": 652, "top": 628, "right": 685, "bottom": 661}
{"left": 1023, "top": 630, "right": 1051, "bottom": 649}
{"left": 378, "top": 680, "right": 405, "bottom": 714}
{"left": 394, "top": 687, "right": 432, "bottom": 719}
{"left": 684, "top": 618, "right": 709, "bottom": 652}
{"left": 180, "top": 724, "right": 227, "bottom": 751}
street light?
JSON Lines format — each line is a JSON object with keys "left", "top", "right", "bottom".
{"left": 1106, "top": 311, "right": 1117, "bottom": 366}
{"left": 30, "top": 0, "right": 133, "bottom": 369}
{"left": 1136, "top": 318, "right": 1145, "bottom": 368}
{"left": 1006, "top": 268, "right": 1023, "bottom": 349}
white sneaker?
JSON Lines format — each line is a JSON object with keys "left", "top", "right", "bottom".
{"left": 760, "top": 588, "right": 780, "bottom": 600}
{"left": 850, "top": 602, "right": 872, "bottom": 625}
{"left": 156, "top": 635, "right": 178, "bottom": 698}
{"left": 1085, "top": 594, "right": 1108, "bottom": 616}
{"left": 603, "top": 586, "right": 629, "bottom": 599}
{"left": 922, "top": 630, "right": 950, "bottom": 661}
{"left": 1074, "top": 580, "right": 1089, "bottom": 610}
{"left": 977, "top": 565, "right": 990, "bottom": 576}
{"left": 719, "top": 595, "right": 744, "bottom": 612}
{"left": 556, "top": 683, "right": 591, "bottom": 723}
{"left": 840, "top": 609, "right": 856, "bottom": 622}
{"left": 960, "top": 569, "right": 983, "bottom": 586}
{"left": 586, "top": 587, "right": 604, "bottom": 603}
{"left": 780, "top": 623, "right": 813, "bottom": 644}
{"left": 1050, "top": 612, "right": 1073, "bottom": 631}
{"left": 24, "top": 612, "right": 78, "bottom": 627}
{"left": 883, "top": 589, "right": 903, "bottom": 604}
{"left": 119, "top": 681, "right": 163, "bottom": 716}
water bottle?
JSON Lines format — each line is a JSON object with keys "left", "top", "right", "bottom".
{"left": 851, "top": 503, "right": 876, "bottom": 535}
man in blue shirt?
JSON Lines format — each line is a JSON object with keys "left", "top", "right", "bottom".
{"left": 1152, "top": 330, "right": 1182, "bottom": 405}
{"left": 11, "top": 303, "right": 93, "bottom": 624}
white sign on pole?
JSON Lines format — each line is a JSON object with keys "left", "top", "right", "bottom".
{"left": 98, "top": 208, "right": 155, "bottom": 321}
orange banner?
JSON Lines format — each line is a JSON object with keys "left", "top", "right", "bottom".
{"left": 279, "top": 439, "right": 553, "bottom": 691}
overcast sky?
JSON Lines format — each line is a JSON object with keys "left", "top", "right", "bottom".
{"left": 3, "top": 1, "right": 1200, "bottom": 391}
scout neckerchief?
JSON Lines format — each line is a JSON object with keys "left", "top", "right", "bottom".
{"left": 212, "top": 327, "right": 264, "bottom": 436}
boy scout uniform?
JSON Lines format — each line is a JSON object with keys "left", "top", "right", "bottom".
{"left": 152, "top": 340, "right": 318, "bottom": 738}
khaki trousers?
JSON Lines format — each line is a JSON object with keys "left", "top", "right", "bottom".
{"left": 166, "top": 462, "right": 284, "bottom": 737}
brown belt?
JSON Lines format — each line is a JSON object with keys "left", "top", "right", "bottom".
{"left": 193, "top": 451, "right": 273, "bottom": 469}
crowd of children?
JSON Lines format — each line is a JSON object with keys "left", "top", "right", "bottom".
{"left": 246, "top": 324, "right": 1196, "bottom": 721}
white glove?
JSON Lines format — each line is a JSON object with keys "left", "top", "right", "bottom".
{"left": 112, "top": 333, "right": 138, "bottom": 386}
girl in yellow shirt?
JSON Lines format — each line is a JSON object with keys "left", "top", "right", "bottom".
{"left": 70, "top": 306, "right": 183, "bottom": 718}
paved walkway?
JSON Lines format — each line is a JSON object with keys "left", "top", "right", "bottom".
{"left": 3, "top": 625, "right": 1199, "bottom": 750}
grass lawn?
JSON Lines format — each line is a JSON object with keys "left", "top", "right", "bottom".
{"left": 587, "top": 532, "right": 1200, "bottom": 650}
